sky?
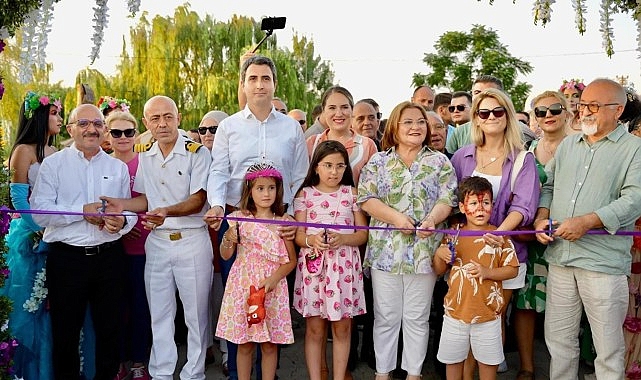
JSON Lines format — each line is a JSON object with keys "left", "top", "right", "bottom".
{"left": 42, "top": 0, "right": 641, "bottom": 116}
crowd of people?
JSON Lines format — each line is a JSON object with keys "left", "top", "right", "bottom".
{"left": 1, "top": 53, "right": 641, "bottom": 380}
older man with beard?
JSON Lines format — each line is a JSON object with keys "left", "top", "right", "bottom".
{"left": 533, "top": 78, "right": 641, "bottom": 379}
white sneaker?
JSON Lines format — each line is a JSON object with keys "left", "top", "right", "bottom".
{"left": 497, "top": 360, "right": 508, "bottom": 373}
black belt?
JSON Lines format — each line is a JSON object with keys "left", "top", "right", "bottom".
{"left": 53, "top": 240, "right": 120, "bottom": 256}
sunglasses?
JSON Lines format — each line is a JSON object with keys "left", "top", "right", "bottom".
{"left": 448, "top": 104, "right": 468, "bottom": 113}
{"left": 109, "top": 128, "right": 136, "bottom": 138}
{"left": 198, "top": 126, "right": 218, "bottom": 135}
{"left": 477, "top": 107, "right": 506, "bottom": 119}
{"left": 534, "top": 103, "right": 565, "bottom": 118}
{"left": 297, "top": 120, "right": 306, "bottom": 125}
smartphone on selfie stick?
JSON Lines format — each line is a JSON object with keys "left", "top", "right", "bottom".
{"left": 251, "top": 16, "right": 286, "bottom": 53}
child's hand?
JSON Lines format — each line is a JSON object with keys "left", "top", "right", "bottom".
{"left": 277, "top": 214, "right": 297, "bottom": 241}
{"left": 468, "top": 260, "right": 489, "bottom": 283}
{"left": 226, "top": 222, "right": 239, "bottom": 242}
{"left": 434, "top": 244, "right": 452, "bottom": 264}
{"left": 325, "top": 231, "right": 344, "bottom": 250}
{"left": 259, "top": 276, "right": 278, "bottom": 293}
{"left": 482, "top": 232, "right": 504, "bottom": 249}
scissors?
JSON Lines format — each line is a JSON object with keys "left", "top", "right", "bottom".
{"left": 447, "top": 224, "right": 461, "bottom": 265}
{"left": 99, "top": 199, "right": 106, "bottom": 214}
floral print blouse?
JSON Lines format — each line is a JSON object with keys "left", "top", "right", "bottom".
{"left": 357, "top": 146, "right": 458, "bottom": 274}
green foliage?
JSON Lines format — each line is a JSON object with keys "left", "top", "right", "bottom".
{"left": 413, "top": 25, "right": 532, "bottom": 110}
{"left": 0, "top": 30, "right": 71, "bottom": 147}
{"left": 111, "top": 6, "right": 333, "bottom": 128}
{"left": 0, "top": 5, "right": 333, "bottom": 142}
{"left": 0, "top": 0, "right": 54, "bottom": 37}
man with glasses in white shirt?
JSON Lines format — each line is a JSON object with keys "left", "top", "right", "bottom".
{"left": 31, "top": 104, "right": 136, "bottom": 379}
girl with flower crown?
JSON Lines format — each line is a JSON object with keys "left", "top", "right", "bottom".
{"left": 559, "top": 78, "right": 585, "bottom": 134}
{"left": 215, "top": 162, "right": 297, "bottom": 380}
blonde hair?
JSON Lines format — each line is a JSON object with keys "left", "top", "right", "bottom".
{"left": 471, "top": 88, "right": 523, "bottom": 156}
{"left": 106, "top": 110, "right": 138, "bottom": 130}
{"left": 381, "top": 101, "right": 430, "bottom": 151}
{"left": 530, "top": 90, "right": 572, "bottom": 131}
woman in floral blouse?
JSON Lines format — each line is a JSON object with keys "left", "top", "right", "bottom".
{"left": 357, "top": 101, "right": 458, "bottom": 380}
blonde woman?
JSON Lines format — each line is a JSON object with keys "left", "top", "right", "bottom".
{"left": 513, "top": 90, "right": 571, "bottom": 380}
{"left": 450, "top": 88, "right": 540, "bottom": 378}
{"left": 107, "top": 111, "right": 153, "bottom": 380}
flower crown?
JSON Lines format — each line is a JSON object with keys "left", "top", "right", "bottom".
{"left": 97, "top": 96, "right": 131, "bottom": 113}
{"left": 245, "top": 161, "right": 283, "bottom": 181}
{"left": 23, "top": 91, "right": 62, "bottom": 119}
{"left": 559, "top": 79, "right": 586, "bottom": 92}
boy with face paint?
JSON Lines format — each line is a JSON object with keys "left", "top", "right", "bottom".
{"left": 432, "top": 176, "right": 519, "bottom": 380}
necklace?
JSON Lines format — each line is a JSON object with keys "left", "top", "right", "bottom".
{"left": 477, "top": 148, "right": 504, "bottom": 170}
{"left": 541, "top": 140, "right": 555, "bottom": 157}
{"left": 479, "top": 156, "right": 499, "bottom": 169}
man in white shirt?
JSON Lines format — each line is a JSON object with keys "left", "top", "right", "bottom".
{"left": 31, "top": 104, "right": 136, "bottom": 379}
{"left": 104, "top": 95, "right": 213, "bottom": 380}
{"left": 204, "top": 55, "right": 308, "bottom": 380}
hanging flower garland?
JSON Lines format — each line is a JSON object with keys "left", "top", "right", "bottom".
{"left": 89, "top": 0, "right": 110, "bottom": 64}
{"left": 482, "top": 0, "right": 641, "bottom": 58}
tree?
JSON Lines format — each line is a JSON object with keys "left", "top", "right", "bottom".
{"left": 413, "top": 24, "right": 533, "bottom": 110}
{"left": 111, "top": 6, "right": 334, "bottom": 128}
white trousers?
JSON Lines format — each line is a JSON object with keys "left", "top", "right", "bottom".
{"left": 545, "top": 264, "right": 628, "bottom": 380}
{"left": 371, "top": 268, "right": 437, "bottom": 376}
{"left": 145, "top": 229, "right": 213, "bottom": 380}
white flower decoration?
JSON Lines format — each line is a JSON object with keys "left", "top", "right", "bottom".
{"left": 89, "top": 0, "right": 110, "bottom": 64}
{"left": 23, "top": 267, "right": 48, "bottom": 313}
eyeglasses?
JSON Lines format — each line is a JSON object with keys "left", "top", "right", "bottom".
{"left": 448, "top": 104, "right": 468, "bottom": 113}
{"left": 109, "top": 128, "right": 136, "bottom": 138}
{"left": 431, "top": 123, "right": 446, "bottom": 130}
{"left": 198, "top": 126, "right": 218, "bottom": 135}
{"left": 577, "top": 102, "right": 620, "bottom": 113}
{"left": 477, "top": 107, "right": 506, "bottom": 119}
{"left": 318, "top": 162, "right": 347, "bottom": 171}
{"left": 72, "top": 119, "right": 105, "bottom": 129}
{"left": 297, "top": 120, "right": 306, "bottom": 125}
{"left": 534, "top": 103, "right": 566, "bottom": 118}
{"left": 399, "top": 119, "right": 428, "bottom": 127}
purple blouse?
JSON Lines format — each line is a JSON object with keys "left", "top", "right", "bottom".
{"left": 450, "top": 144, "right": 540, "bottom": 262}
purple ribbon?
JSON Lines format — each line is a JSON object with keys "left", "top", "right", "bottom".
{"left": 2, "top": 207, "right": 641, "bottom": 237}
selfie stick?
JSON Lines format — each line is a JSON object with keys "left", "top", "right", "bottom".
{"left": 251, "top": 17, "right": 286, "bottom": 53}
{"left": 251, "top": 31, "right": 274, "bottom": 53}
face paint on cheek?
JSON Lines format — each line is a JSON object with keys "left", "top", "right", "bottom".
{"left": 463, "top": 194, "right": 491, "bottom": 216}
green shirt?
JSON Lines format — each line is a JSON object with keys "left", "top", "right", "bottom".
{"left": 445, "top": 122, "right": 471, "bottom": 154}
{"left": 540, "top": 124, "right": 641, "bottom": 275}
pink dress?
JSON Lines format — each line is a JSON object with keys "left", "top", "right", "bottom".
{"left": 293, "top": 185, "right": 366, "bottom": 321}
{"left": 215, "top": 212, "right": 294, "bottom": 344}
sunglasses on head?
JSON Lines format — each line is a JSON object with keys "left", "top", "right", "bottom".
{"left": 198, "top": 126, "right": 218, "bottom": 135}
{"left": 448, "top": 104, "right": 468, "bottom": 113}
{"left": 534, "top": 103, "right": 565, "bottom": 118}
{"left": 109, "top": 128, "right": 136, "bottom": 138}
{"left": 477, "top": 107, "right": 506, "bottom": 119}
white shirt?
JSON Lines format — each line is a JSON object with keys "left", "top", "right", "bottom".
{"left": 208, "top": 106, "right": 309, "bottom": 208}
{"left": 31, "top": 144, "right": 136, "bottom": 246}
{"left": 134, "top": 133, "right": 211, "bottom": 230}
